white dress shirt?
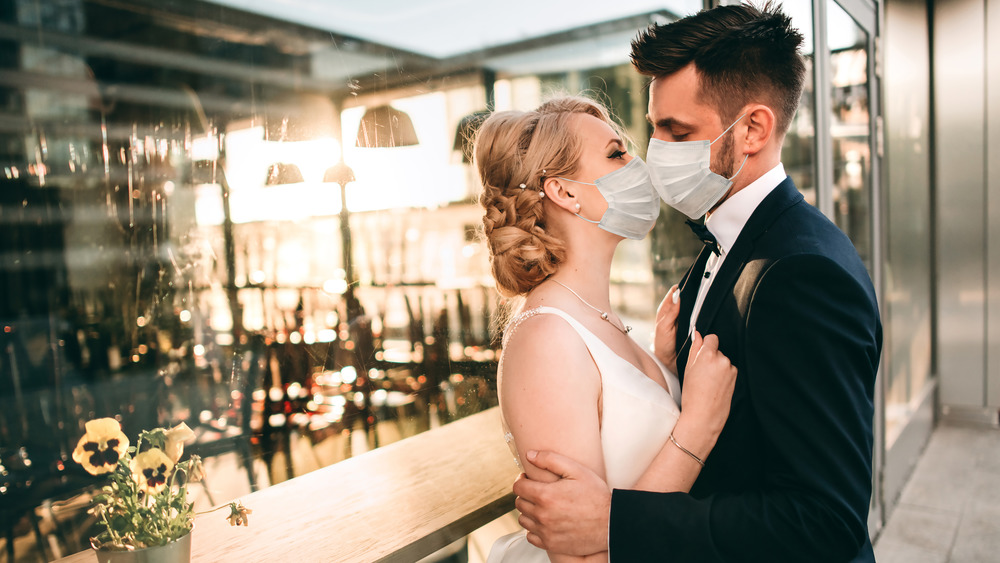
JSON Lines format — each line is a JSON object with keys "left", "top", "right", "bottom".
{"left": 688, "top": 163, "right": 787, "bottom": 335}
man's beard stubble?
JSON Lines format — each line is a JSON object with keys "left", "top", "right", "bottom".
{"left": 711, "top": 129, "right": 737, "bottom": 179}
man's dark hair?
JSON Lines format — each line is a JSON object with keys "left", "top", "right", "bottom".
{"left": 630, "top": 2, "right": 805, "bottom": 136}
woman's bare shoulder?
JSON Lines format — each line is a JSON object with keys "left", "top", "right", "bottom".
{"left": 500, "top": 310, "right": 598, "bottom": 388}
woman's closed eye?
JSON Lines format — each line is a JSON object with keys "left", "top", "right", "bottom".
{"left": 608, "top": 149, "right": 627, "bottom": 160}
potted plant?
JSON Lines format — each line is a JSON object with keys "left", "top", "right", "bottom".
{"left": 72, "top": 418, "right": 251, "bottom": 562}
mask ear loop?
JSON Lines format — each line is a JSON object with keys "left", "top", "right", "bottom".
{"left": 728, "top": 153, "right": 749, "bottom": 182}
{"left": 708, "top": 113, "right": 750, "bottom": 182}
{"left": 553, "top": 176, "right": 602, "bottom": 223}
{"left": 709, "top": 113, "right": 748, "bottom": 145}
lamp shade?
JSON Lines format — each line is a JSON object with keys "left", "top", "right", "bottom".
{"left": 356, "top": 105, "right": 419, "bottom": 148}
{"left": 453, "top": 110, "right": 490, "bottom": 163}
{"left": 323, "top": 161, "right": 356, "bottom": 186}
{"left": 265, "top": 93, "right": 337, "bottom": 142}
{"left": 264, "top": 162, "right": 304, "bottom": 185}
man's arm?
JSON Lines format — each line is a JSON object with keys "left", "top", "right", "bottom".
{"left": 515, "top": 332, "right": 738, "bottom": 555}
{"left": 610, "top": 254, "right": 880, "bottom": 562}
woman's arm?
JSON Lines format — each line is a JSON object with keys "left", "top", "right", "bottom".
{"left": 500, "top": 314, "right": 609, "bottom": 563}
{"left": 633, "top": 331, "right": 737, "bottom": 493}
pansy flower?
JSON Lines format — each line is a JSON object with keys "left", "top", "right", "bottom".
{"left": 162, "top": 422, "right": 194, "bottom": 463}
{"left": 72, "top": 418, "right": 130, "bottom": 475}
{"left": 130, "top": 448, "right": 174, "bottom": 495}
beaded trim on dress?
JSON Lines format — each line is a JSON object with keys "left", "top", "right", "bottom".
{"left": 498, "top": 307, "right": 547, "bottom": 471}
{"left": 501, "top": 307, "right": 544, "bottom": 349}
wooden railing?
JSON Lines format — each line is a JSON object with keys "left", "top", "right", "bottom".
{"left": 56, "top": 407, "right": 519, "bottom": 562}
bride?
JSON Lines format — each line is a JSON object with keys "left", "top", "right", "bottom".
{"left": 475, "top": 96, "right": 738, "bottom": 562}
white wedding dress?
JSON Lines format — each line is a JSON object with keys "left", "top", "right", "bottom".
{"left": 487, "top": 306, "right": 681, "bottom": 563}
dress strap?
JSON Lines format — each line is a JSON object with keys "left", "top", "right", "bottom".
{"left": 502, "top": 306, "right": 608, "bottom": 356}
{"left": 502, "top": 307, "right": 550, "bottom": 349}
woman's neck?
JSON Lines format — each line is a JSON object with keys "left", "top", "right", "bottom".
{"left": 547, "top": 240, "right": 617, "bottom": 309}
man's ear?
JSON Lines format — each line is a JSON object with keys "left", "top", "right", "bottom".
{"left": 542, "top": 177, "right": 579, "bottom": 214}
{"left": 740, "top": 104, "right": 776, "bottom": 155}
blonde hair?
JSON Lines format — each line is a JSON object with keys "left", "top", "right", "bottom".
{"left": 475, "top": 96, "right": 621, "bottom": 297}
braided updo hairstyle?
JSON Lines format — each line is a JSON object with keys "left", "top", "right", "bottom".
{"left": 475, "top": 96, "right": 620, "bottom": 297}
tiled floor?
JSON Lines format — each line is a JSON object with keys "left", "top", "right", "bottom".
{"left": 874, "top": 424, "right": 1000, "bottom": 563}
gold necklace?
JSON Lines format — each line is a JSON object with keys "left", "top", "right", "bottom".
{"left": 550, "top": 279, "right": 632, "bottom": 334}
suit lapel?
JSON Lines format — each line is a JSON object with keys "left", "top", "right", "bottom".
{"left": 690, "top": 177, "right": 803, "bottom": 335}
{"left": 676, "top": 246, "right": 712, "bottom": 341}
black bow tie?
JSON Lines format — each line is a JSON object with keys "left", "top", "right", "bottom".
{"left": 685, "top": 219, "right": 720, "bottom": 256}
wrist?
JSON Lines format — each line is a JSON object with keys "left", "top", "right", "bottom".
{"left": 670, "top": 417, "right": 720, "bottom": 461}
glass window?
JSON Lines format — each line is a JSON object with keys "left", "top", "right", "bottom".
{"left": 828, "top": 0, "right": 873, "bottom": 270}
{"left": 0, "top": 3, "right": 702, "bottom": 554}
{"left": 778, "top": 0, "right": 817, "bottom": 205}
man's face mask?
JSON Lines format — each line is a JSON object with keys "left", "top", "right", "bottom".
{"left": 646, "top": 113, "right": 748, "bottom": 220}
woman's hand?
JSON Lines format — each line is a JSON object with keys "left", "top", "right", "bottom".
{"left": 653, "top": 285, "right": 681, "bottom": 373}
{"left": 631, "top": 332, "right": 737, "bottom": 493}
{"left": 672, "top": 331, "right": 738, "bottom": 458}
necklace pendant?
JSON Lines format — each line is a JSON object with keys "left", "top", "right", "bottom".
{"left": 624, "top": 325, "right": 632, "bottom": 333}
{"left": 600, "top": 312, "right": 609, "bottom": 320}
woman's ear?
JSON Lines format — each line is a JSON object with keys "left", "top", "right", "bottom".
{"left": 542, "top": 176, "right": 579, "bottom": 213}
{"left": 741, "top": 104, "right": 775, "bottom": 155}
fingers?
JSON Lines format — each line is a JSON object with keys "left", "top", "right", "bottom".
{"left": 656, "top": 285, "right": 681, "bottom": 322}
{"left": 524, "top": 450, "right": 581, "bottom": 479}
{"left": 689, "top": 330, "right": 703, "bottom": 356}
{"left": 692, "top": 333, "right": 726, "bottom": 368}
{"left": 512, "top": 472, "right": 545, "bottom": 501}
{"left": 525, "top": 531, "right": 545, "bottom": 550}
{"left": 686, "top": 331, "right": 738, "bottom": 378}
{"left": 700, "top": 333, "right": 719, "bottom": 354}
{"left": 514, "top": 489, "right": 542, "bottom": 537}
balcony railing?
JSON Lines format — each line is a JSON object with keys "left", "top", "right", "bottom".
{"left": 55, "top": 407, "right": 518, "bottom": 562}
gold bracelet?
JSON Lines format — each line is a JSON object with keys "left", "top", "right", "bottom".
{"left": 669, "top": 433, "right": 705, "bottom": 467}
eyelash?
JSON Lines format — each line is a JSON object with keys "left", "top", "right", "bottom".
{"left": 609, "top": 149, "right": 626, "bottom": 160}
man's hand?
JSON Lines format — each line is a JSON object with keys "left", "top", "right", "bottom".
{"left": 513, "top": 450, "right": 612, "bottom": 556}
{"left": 654, "top": 284, "right": 681, "bottom": 373}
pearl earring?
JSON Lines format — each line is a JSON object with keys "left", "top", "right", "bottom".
{"left": 574, "top": 203, "right": 581, "bottom": 212}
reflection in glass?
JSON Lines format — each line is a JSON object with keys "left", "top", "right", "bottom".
{"left": 778, "top": 0, "right": 817, "bottom": 205}
{"left": 0, "top": 2, "right": 695, "bottom": 556}
{"left": 881, "top": 0, "right": 933, "bottom": 447}
{"left": 828, "top": 1, "right": 873, "bottom": 270}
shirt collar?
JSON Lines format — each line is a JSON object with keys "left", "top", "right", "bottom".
{"left": 705, "top": 163, "right": 786, "bottom": 255}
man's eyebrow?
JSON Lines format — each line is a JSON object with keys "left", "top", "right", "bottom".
{"left": 645, "top": 115, "right": 694, "bottom": 130}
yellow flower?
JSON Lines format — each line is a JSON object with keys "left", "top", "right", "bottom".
{"left": 163, "top": 422, "right": 194, "bottom": 463}
{"left": 72, "top": 418, "right": 130, "bottom": 475}
{"left": 130, "top": 448, "right": 174, "bottom": 495}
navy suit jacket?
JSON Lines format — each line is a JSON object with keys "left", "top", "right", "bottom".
{"left": 609, "top": 177, "right": 881, "bottom": 562}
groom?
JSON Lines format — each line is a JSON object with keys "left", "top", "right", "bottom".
{"left": 512, "top": 4, "right": 882, "bottom": 562}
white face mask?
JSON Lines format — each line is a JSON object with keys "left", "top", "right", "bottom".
{"left": 556, "top": 156, "right": 660, "bottom": 240}
{"left": 646, "top": 114, "right": 749, "bottom": 220}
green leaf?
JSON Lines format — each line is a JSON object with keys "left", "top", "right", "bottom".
{"left": 109, "top": 514, "right": 130, "bottom": 533}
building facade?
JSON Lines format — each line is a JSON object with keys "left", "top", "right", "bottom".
{"left": 0, "top": 0, "right": 997, "bottom": 554}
